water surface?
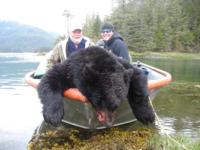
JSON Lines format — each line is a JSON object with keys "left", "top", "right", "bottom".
{"left": 0, "top": 53, "right": 43, "bottom": 150}
{"left": 135, "top": 57, "right": 200, "bottom": 139}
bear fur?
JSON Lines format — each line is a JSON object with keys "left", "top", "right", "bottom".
{"left": 37, "top": 46, "right": 155, "bottom": 127}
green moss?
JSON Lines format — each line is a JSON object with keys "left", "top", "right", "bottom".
{"left": 28, "top": 126, "right": 152, "bottom": 150}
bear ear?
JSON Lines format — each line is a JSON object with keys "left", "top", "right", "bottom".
{"left": 124, "top": 68, "right": 133, "bottom": 85}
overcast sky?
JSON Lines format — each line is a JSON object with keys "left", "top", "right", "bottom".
{"left": 0, "top": 0, "right": 112, "bottom": 34}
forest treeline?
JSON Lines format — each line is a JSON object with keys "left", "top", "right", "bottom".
{"left": 83, "top": 0, "right": 200, "bottom": 53}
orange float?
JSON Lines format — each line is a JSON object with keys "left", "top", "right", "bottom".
{"left": 25, "top": 62, "right": 171, "bottom": 102}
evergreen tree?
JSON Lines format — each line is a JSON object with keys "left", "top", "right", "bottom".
{"left": 83, "top": 14, "right": 102, "bottom": 42}
{"left": 83, "top": 0, "right": 200, "bottom": 52}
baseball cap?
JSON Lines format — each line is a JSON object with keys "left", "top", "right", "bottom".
{"left": 69, "top": 23, "right": 82, "bottom": 32}
{"left": 100, "top": 23, "right": 114, "bottom": 33}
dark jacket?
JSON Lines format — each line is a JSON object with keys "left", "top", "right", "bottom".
{"left": 104, "top": 32, "right": 130, "bottom": 61}
{"left": 67, "top": 38, "right": 87, "bottom": 56}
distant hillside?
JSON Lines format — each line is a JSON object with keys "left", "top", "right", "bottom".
{"left": 0, "top": 20, "right": 59, "bottom": 52}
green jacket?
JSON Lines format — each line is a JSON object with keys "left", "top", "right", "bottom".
{"left": 47, "top": 36, "right": 93, "bottom": 68}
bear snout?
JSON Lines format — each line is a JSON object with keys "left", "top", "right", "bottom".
{"left": 96, "top": 110, "right": 115, "bottom": 127}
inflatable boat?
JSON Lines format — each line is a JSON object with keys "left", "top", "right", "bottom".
{"left": 25, "top": 62, "right": 172, "bottom": 129}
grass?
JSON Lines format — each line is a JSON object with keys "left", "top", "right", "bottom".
{"left": 130, "top": 51, "right": 200, "bottom": 60}
{"left": 148, "top": 133, "right": 200, "bottom": 150}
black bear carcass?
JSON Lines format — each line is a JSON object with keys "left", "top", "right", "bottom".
{"left": 37, "top": 46, "right": 155, "bottom": 127}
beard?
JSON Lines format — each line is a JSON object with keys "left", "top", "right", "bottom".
{"left": 70, "top": 35, "right": 83, "bottom": 44}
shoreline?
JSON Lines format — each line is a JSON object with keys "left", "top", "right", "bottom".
{"left": 130, "top": 51, "right": 200, "bottom": 60}
{"left": 1, "top": 51, "right": 200, "bottom": 60}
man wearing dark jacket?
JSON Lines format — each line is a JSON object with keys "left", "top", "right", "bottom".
{"left": 96, "top": 23, "right": 130, "bottom": 62}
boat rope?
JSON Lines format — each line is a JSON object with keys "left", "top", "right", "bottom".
{"left": 148, "top": 96, "right": 189, "bottom": 150}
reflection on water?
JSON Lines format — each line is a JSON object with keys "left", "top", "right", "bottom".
{"left": 153, "top": 82, "right": 200, "bottom": 140}
{"left": 155, "top": 117, "right": 177, "bottom": 135}
{"left": 134, "top": 58, "right": 200, "bottom": 140}
{"left": 0, "top": 87, "right": 43, "bottom": 150}
{"left": 135, "top": 58, "right": 200, "bottom": 82}
{"left": 0, "top": 53, "right": 43, "bottom": 150}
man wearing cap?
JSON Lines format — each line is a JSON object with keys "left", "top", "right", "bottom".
{"left": 46, "top": 23, "right": 93, "bottom": 68}
{"left": 96, "top": 23, "right": 130, "bottom": 62}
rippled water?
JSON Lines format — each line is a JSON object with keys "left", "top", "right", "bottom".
{"left": 0, "top": 53, "right": 43, "bottom": 150}
{"left": 136, "top": 57, "right": 200, "bottom": 140}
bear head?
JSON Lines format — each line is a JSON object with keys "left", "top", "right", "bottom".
{"left": 79, "top": 64, "right": 133, "bottom": 127}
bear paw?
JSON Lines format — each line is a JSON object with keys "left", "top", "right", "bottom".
{"left": 43, "top": 103, "right": 64, "bottom": 126}
{"left": 133, "top": 104, "right": 155, "bottom": 125}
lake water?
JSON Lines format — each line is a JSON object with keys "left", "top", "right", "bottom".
{"left": 135, "top": 57, "right": 200, "bottom": 139}
{"left": 0, "top": 53, "right": 43, "bottom": 150}
{"left": 0, "top": 53, "right": 200, "bottom": 149}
